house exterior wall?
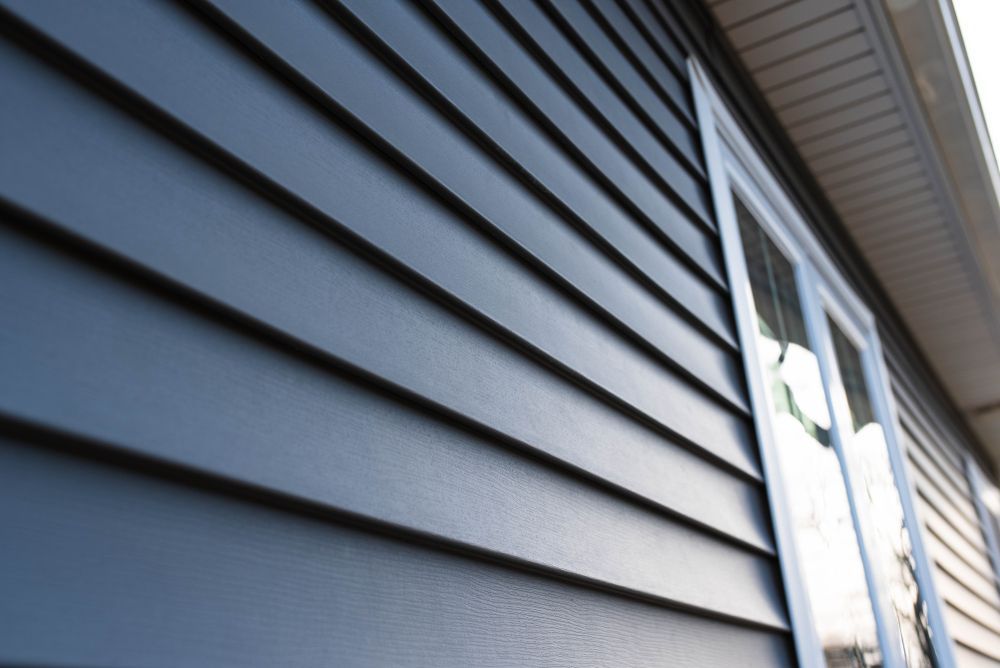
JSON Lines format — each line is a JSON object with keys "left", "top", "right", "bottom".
{"left": 0, "top": 0, "right": 794, "bottom": 665}
{"left": 0, "top": 0, "right": 994, "bottom": 665}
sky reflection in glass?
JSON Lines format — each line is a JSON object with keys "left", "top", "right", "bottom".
{"left": 829, "top": 320, "right": 935, "bottom": 667}
{"left": 736, "top": 197, "right": 883, "bottom": 667}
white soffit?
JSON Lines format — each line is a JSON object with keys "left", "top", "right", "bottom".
{"left": 706, "top": 0, "right": 1000, "bottom": 465}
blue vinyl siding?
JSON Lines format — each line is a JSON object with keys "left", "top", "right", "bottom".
{"left": 0, "top": 1, "right": 792, "bottom": 665}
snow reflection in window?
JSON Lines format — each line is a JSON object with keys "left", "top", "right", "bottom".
{"left": 736, "top": 197, "right": 883, "bottom": 667}
{"left": 829, "top": 320, "right": 935, "bottom": 667}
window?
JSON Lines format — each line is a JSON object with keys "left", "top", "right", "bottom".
{"left": 690, "top": 60, "right": 953, "bottom": 668}
{"left": 736, "top": 198, "right": 883, "bottom": 666}
{"left": 825, "top": 317, "right": 934, "bottom": 664}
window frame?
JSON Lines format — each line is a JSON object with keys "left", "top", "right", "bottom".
{"left": 689, "top": 57, "right": 956, "bottom": 668}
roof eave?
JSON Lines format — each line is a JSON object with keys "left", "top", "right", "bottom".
{"left": 877, "top": 0, "right": 1000, "bottom": 460}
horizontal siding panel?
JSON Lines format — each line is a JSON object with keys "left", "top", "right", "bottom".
{"left": 956, "top": 644, "right": 1000, "bottom": 668}
{"left": 911, "top": 462, "right": 990, "bottom": 556}
{"left": 481, "top": 0, "right": 706, "bottom": 230}
{"left": 0, "top": 66, "right": 772, "bottom": 549}
{"left": 889, "top": 348, "right": 1000, "bottom": 660}
{"left": 422, "top": 0, "right": 723, "bottom": 279}
{"left": 945, "top": 606, "right": 1000, "bottom": 663}
{"left": 907, "top": 434, "right": 982, "bottom": 526}
{"left": 890, "top": 357, "right": 1000, "bottom": 665}
{"left": 936, "top": 569, "right": 1000, "bottom": 636}
{"left": 0, "top": 436, "right": 795, "bottom": 667}
{"left": 330, "top": 0, "right": 732, "bottom": 342}
{"left": 0, "top": 31, "right": 762, "bottom": 487}
{"left": 33, "top": 0, "right": 744, "bottom": 378}
{"left": 0, "top": 1, "right": 751, "bottom": 409}
{"left": 0, "top": 0, "right": 799, "bottom": 661}
{"left": 540, "top": 0, "right": 702, "bottom": 170}
{"left": 423, "top": 0, "right": 716, "bottom": 245}
{"left": 0, "top": 221, "right": 786, "bottom": 625}
{"left": 919, "top": 492, "right": 998, "bottom": 586}
{"left": 427, "top": 0, "right": 716, "bottom": 238}
{"left": 888, "top": 356, "right": 968, "bottom": 469}
{"left": 923, "top": 527, "right": 1000, "bottom": 612}
{"left": 336, "top": 0, "right": 710, "bottom": 260}
{"left": 0, "top": 85, "right": 771, "bottom": 552}
{"left": 618, "top": 0, "right": 688, "bottom": 79}
{"left": 582, "top": 0, "right": 690, "bottom": 119}
{"left": 579, "top": 0, "right": 693, "bottom": 121}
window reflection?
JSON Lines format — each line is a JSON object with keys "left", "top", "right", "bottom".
{"left": 828, "top": 320, "right": 935, "bottom": 667}
{"left": 736, "top": 197, "right": 883, "bottom": 667}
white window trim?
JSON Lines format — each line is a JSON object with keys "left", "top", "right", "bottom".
{"left": 689, "top": 57, "right": 956, "bottom": 668}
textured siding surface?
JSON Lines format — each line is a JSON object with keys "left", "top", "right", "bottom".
{"left": 0, "top": 0, "right": 794, "bottom": 665}
{"left": 886, "top": 346, "right": 1000, "bottom": 665}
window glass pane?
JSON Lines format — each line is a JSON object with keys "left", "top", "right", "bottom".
{"left": 829, "top": 319, "right": 935, "bottom": 667}
{"left": 735, "top": 197, "right": 883, "bottom": 666}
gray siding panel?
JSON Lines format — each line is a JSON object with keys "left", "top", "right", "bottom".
{"left": 618, "top": 0, "right": 689, "bottom": 80}
{"left": 0, "top": 436, "right": 794, "bottom": 668}
{"left": 536, "top": 0, "right": 700, "bottom": 171}
{"left": 0, "top": 221, "right": 784, "bottom": 622}
{"left": 421, "top": 0, "right": 724, "bottom": 282}
{"left": 581, "top": 0, "right": 694, "bottom": 125}
{"left": 325, "top": 0, "right": 737, "bottom": 353}
{"left": 490, "top": 0, "right": 692, "bottom": 171}
{"left": 886, "top": 351, "right": 1000, "bottom": 664}
{"left": 0, "top": 0, "right": 792, "bottom": 664}
{"left": 2, "top": 0, "right": 744, "bottom": 409}
{"left": 0, "top": 37, "right": 766, "bottom": 543}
